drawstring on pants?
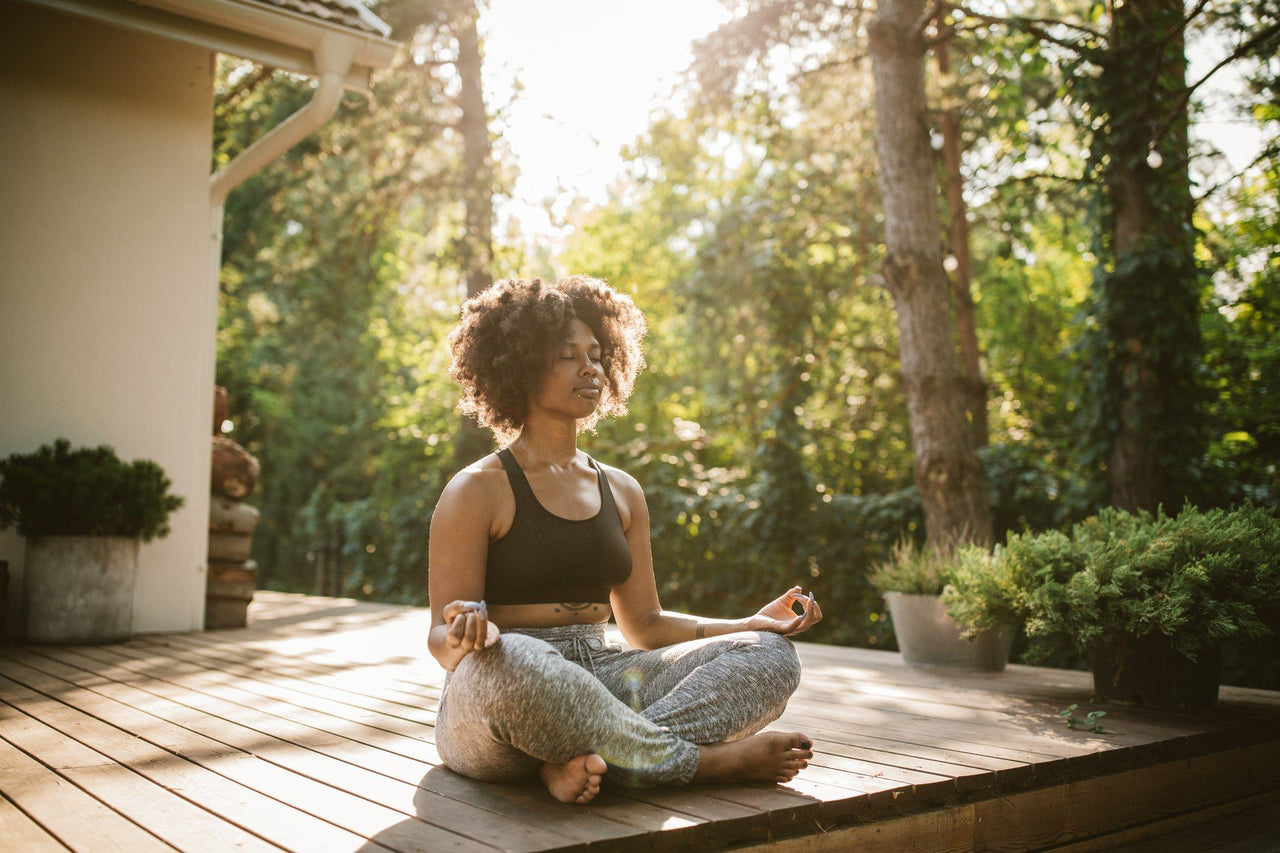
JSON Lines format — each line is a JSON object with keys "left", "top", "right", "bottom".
{"left": 508, "top": 623, "right": 610, "bottom": 677}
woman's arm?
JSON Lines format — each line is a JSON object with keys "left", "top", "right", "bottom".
{"left": 428, "top": 467, "right": 501, "bottom": 671}
{"left": 607, "top": 469, "right": 822, "bottom": 650}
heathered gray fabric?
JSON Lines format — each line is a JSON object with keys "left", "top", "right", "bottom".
{"left": 435, "top": 624, "right": 802, "bottom": 787}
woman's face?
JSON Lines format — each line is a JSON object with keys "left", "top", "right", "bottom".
{"left": 529, "top": 317, "right": 603, "bottom": 421}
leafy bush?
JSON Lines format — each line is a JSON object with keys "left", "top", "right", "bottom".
{"left": 945, "top": 503, "right": 1280, "bottom": 662}
{"left": 0, "top": 438, "right": 184, "bottom": 542}
{"left": 941, "top": 544, "right": 1026, "bottom": 633}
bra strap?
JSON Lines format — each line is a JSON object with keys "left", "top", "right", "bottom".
{"left": 496, "top": 448, "right": 539, "bottom": 508}
{"left": 586, "top": 455, "right": 619, "bottom": 516}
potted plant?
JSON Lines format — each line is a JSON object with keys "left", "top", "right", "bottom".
{"left": 870, "top": 540, "right": 1015, "bottom": 671}
{"left": 0, "top": 438, "right": 184, "bottom": 643}
{"left": 944, "top": 504, "right": 1280, "bottom": 708}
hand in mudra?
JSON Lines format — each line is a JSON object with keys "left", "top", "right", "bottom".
{"left": 749, "top": 586, "right": 823, "bottom": 636}
{"left": 443, "top": 599, "right": 502, "bottom": 659}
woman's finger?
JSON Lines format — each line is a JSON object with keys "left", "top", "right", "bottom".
{"left": 483, "top": 621, "right": 502, "bottom": 647}
{"left": 465, "top": 611, "right": 484, "bottom": 649}
{"left": 446, "top": 612, "right": 467, "bottom": 646}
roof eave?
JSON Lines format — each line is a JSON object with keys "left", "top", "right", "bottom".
{"left": 20, "top": 0, "right": 399, "bottom": 92}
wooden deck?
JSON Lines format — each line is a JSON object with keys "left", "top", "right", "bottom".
{"left": 2, "top": 592, "right": 1279, "bottom": 852}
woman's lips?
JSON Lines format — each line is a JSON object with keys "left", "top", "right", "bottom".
{"left": 575, "top": 386, "right": 601, "bottom": 398}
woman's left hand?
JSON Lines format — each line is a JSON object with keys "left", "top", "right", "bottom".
{"left": 748, "top": 586, "right": 823, "bottom": 637}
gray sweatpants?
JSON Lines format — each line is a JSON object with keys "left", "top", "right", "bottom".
{"left": 435, "top": 624, "right": 802, "bottom": 787}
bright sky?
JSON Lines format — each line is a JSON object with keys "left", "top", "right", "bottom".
{"left": 478, "top": 2, "right": 1265, "bottom": 245}
{"left": 481, "top": 0, "right": 731, "bottom": 240}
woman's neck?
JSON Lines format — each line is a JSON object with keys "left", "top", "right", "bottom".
{"left": 510, "top": 417, "right": 580, "bottom": 469}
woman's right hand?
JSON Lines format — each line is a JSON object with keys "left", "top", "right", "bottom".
{"left": 441, "top": 599, "right": 501, "bottom": 660}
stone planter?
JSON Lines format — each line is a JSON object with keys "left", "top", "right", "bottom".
{"left": 884, "top": 591, "right": 1014, "bottom": 672}
{"left": 205, "top": 496, "right": 259, "bottom": 630}
{"left": 1090, "top": 633, "right": 1222, "bottom": 709}
{"left": 209, "top": 496, "right": 258, "bottom": 563}
{"left": 23, "top": 535, "right": 138, "bottom": 643}
{"left": 206, "top": 559, "right": 257, "bottom": 629}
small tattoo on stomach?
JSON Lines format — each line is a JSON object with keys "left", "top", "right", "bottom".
{"left": 555, "top": 602, "right": 598, "bottom": 614}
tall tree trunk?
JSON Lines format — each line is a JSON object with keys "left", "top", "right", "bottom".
{"left": 868, "top": 0, "right": 992, "bottom": 547}
{"left": 1098, "top": 0, "right": 1200, "bottom": 512}
{"left": 935, "top": 25, "right": 988, "bottom": 448}
{"left": 453, "top": 0, "right": 496, "bottom": 465}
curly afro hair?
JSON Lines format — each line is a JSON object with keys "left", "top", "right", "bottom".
{"left": 447, "top": 276, "right": 647, "bottom": 444}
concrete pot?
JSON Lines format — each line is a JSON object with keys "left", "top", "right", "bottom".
{"left": 23, "top": 536, "right": 138, "bottom": 644}
{"left": 884, "top": 591, "right": 1014, "bottom": 672}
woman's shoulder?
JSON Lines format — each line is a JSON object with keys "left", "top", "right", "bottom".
{"left": 592, "top": 456, "right": 646, "bottom": 515}
{"left": 438, "top": 452, "right": 510, "bottom": 507}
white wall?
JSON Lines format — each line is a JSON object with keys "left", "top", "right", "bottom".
{"left": 0, "top": 4, "right": 216, "bottom": 635}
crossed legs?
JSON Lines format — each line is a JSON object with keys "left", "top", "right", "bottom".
{"left": 434, "top": 630, "right": 810, "bottom": 802}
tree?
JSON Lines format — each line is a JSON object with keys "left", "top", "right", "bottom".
{"left": 452, "top": 0, "right": 499, "bottom": 467}
{"left": 934, "top": 20, "right": 988, "bottom": 447}
{"left": 868, "top": 0, "right": 993, "bottom": 545}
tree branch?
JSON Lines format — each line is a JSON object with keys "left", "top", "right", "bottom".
{"left": 1152, "top": 20, "right": 1280, "bottom": 150}
{"left": 946, "top": 1, "right": 1102, "bottom": 42}
{"left": 1193, "top": 143, "right": 1280, "bottom": 206}
{"left": 790, "top": 50, "right": 870, "bottom": 81}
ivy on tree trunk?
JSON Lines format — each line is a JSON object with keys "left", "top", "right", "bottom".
{"left": 1085, "top": 0, "right": 1204, "bottom": 513}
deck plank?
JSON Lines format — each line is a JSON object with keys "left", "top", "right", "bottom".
{"left": 2, "top": 591, "right": 1278, "bottom": 853}
{"left": 0, "top": 693, "right": 277, "bottom": 853}
{"left": 0, "top": 786, "right": 74, "bottom": 852}
{"left": 3, "top": 647, "right": 589, "bottom": 852}
{"left": 0, "top": 729, "right": 176, "bottom": 853}
{"left": 0, "top": 659, "right": 458, "bottom": 853}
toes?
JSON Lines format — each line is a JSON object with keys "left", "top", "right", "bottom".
{"left": 585, "top": 754, "right": 608, "bottom": 775}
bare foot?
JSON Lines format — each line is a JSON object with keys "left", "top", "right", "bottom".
{"left": 540, "top": 753, "right": 607, "bottom": 804}
{"left": 692, "top": 731, "right": 813, "bottom": 784}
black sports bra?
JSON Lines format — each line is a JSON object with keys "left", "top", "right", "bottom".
{"left": 484, "top": 449, "right": 633, "bottom": 605}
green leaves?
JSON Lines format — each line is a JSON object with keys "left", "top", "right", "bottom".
{"left": 1060, "top": 703, "right": 1108, "bottom": 733}
{"left": 0, "top": 439, "right": 184, "bottom": 542}
{"left": 948, "top": 503, "right": 1280, "bottom": 662}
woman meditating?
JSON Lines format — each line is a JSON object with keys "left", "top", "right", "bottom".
{"left": 429, "top": 275, "right": 822, "bottom": 804}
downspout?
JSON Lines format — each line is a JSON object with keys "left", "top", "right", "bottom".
{"left": 198, "top": 32, "right": 357, "bottom": 628}
{"left": 210, "top": 33, "right": 356, "bottom": 207}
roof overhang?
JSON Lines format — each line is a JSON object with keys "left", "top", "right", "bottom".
{"left": 17, "top": 0, "right": 399, "bottom": 92}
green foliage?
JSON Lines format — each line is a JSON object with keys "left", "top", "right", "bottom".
{"left": 941, "top": 543, "right": 1027, "bottom": 636}
{"left": 946, "top": 504, "right": 1280, "bottom": 664}
{"left": 0, "top": 439, "right": 184, "bottom": 542}
{"left": 868, "top": 539, "right": 955, "bottom": 596}
{"left": 1059, "top": 703, "right": 1108, "bottom": 734}
{"left": 205, "top": 0, "right": 1280, "bottom": 699}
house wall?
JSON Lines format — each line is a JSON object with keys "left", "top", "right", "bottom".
{"left": 0, "top": 4, "right": 217, "bottom": 635}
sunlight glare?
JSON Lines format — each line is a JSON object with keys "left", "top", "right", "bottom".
{"left": 482, "top": 0, "right": 731, "bottom": 240}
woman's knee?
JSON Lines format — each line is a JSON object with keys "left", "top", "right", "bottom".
{"left": 754, "top": 631, "right": 802, "bottom": 694}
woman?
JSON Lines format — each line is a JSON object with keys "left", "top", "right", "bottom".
{"left": 429, "top": 275, "right": 822, "bottom": 805}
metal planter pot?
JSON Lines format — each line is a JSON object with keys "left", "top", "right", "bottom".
{"left": 23, "top": 535, "right": 138, "bottom": 643}
{"left": 884, "top": 591, "right": 1014, "bottom": 672}
{"left": 1090, "top": 633, "right": 1222, "bottom": 709}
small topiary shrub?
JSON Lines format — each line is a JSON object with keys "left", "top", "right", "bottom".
{"left": 0, "top": 438, "right": 185, "bottom": 542}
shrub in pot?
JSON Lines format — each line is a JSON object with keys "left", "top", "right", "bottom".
{"left": 870, "top": 540, "right": 1015, "bottom": 671}
{"left": 944, "top": 504, "right": 1280, "bottom": 708}
{"left": 0, "top": 438, "right": 184, "bottom": 643}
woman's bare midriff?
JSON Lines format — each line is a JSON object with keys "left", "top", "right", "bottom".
{"left": 487, "top": 601, "right": 612, "bottom": 628}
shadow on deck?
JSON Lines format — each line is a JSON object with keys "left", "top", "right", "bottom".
{"left": 1, "top": 591, "right": 1278, "bottom": 852}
